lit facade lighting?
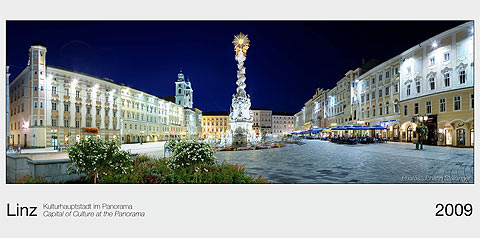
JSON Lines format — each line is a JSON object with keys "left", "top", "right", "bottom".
{"left": 432, "top": 41, "right": 438, "bottom": 48}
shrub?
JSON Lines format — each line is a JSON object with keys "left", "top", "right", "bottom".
{"left": 67, "top": 137, "right": 133, "bottom": 183}
{"left": 99, "top": 158, "right": 270, "bottom": 184}
{"left": 15, "top": 175, "right": 51, "bottom": 184}
{"left": 166, "top": 139, "right": 215, "bottom": 169}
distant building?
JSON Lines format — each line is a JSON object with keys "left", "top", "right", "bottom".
{"left": 201, "top": 111, "right": 230, "bottom": 139}
{"left": 304, "top": 88, "right": 329, "bottom": 129}
{"left": 272, "top": 112, "right": 295, "bottom": 137}
{"left": 294, "top": 108, "right": 305, "bottom": 131}
{"left": 251, "top": 109, "right": 272, "bottom": 137}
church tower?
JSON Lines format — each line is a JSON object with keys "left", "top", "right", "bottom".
{"left": 175, "top": 69, "right": 193, "bottom": 108}
{"left": 184, "top": 76, "right": 193, "bottom": 108}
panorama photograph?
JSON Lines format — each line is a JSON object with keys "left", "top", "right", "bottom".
{"left": 5, "top": 21, "right": 474, "bottom": 184}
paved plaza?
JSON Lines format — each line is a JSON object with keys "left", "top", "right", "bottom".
{"left": 215, "top": 140, "right": 474, "bottom": 184}
{"left": 13, "top": 140, "right": 473, "bottom": 184}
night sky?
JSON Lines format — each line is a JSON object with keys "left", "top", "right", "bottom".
{"left": 6, "top": 21, "right": 468, "bottom": 113}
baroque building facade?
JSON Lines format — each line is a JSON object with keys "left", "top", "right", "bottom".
{"left": 8, "top": 44, "right": 202, "bottom": 148}
{"left": 294, "top": 21, "right": 474, "bottom": 147}
{"left": 272, "top": 112, "right": 295, "bottom": 137}
{"left": 398, "top": 21, "right": 474, "bottom": 147}
{"left": 201, "top": 111, "right": 230, "bottom": 139}
{"left": 251, "top": 109, "right": 272, "bottom": 137}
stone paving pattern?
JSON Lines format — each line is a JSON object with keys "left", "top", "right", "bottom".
{"left": 215, "top": 140, "right": 474, "bottom": 184}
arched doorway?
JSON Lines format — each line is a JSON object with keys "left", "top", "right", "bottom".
{"left": 470, "top": 128, "right": 474, "bottom": 147}
{"left": 393, "top": 124, "right": 399, "bottom": 141}
{"left": 456, "top": 128, "right": 465, "bottom": 147}
{"left": 126, "top": 135, "right": 131, "bottom": 144}
{"left": 407, "top": 126, "right": 413, "bottom": 142}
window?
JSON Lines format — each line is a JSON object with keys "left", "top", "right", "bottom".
{"left": 444, "top": 73, "right": 450, "bottom": 87}
{"left": 40, "top": 120, "right": 43, "bottom": 126}
{"left": 373, "top": 109, "right": 376, "bottom": 117}
{"left": 406, "top": 84, "right": 411, "bottom": 96}
{"left": 379, "top": 107, "right": 383, "bottom": 116}
{"left": 52, "top": 119, "right": 57, "bottom": 127}
{"left": 440, "top": 98, "right": 446, "bottom": 112}
{"left": 21, "top": 104, "right": 24, "bottom": 112}
{"left": 76, "top": 90, "right": 80, "bottom": 98}
{"left": 386, "top": 71, "right": 390, "bottom": 79}
{"left": 394, "top": 104, "right": 399, "bottom": 113}
{"left": 65, "top": 88, "right": 69, "bottom": 96}
{"left": 87, "top": 92, "right": 91, "bottom": 99}
{"left": 394, "top": 84, "right": 399, "bottom": 93}
{"left": 379, "top": 89, "right": 382, "bottom": 97}
{"left": 426, "top": 101, "right": 432, "bottom": 114}
{"left": 471, "top": 93, "right": 474, "bottom": 109}
{"left": 367, "top": 110, "right": 370, "bottom": 118}
{"left": 34, "top": 120, "right": 37, "bottom": 126}
{"left": 87, "top": 107, "right": 91, "bottom": 114}
{"left": 414, "top": 103, "right": 419, "bottom": 115}
{"left": 96, "top": 121, "right": 100, "bottom": 128}
{"left": 96, "top": 108, "right": 100, "bottom": 115}
{"left": 366, "top": 94, "right": 369, "bottom": 101}
{"left": 429, "top": 77, "right": 435, "bottom": 90}
{"left": 372, "top": 92, "right": 375, "bottom": 100}
{"left": 372, "top": 78, "right": 375, "bottom": 84}
{"left": 386, "top": 106, "right": 389, "bottom": 114}
{"left": 40, "top": 102, "right": 43, "bottom": 108}
{"left": 394, "top": 67, "right": 399, "bottom": 75}
{"left": 64, "top": 119, "right": 69, "bottom": 127}
{"left": 76, "top": 105, "right": 80, "bottom": 113}
{"left": 361, "top": 95, "right": 365, "bottom": 103}
{"left": 444, "top": 52, "right": 450, "bottom": 61}
{"left": 429, "top": 57, "right": 435, "bottom": 66}
{"left": 415, "top": 81, "right": 421, "bottom": 94}
{"left": 86, "top": 121, "right": 91, "bottom": 127}
{"left": 404, "top": 105, "right": 408, "bottom": 116}
{"left": 385, "top": 86, "right": 389, "bottom": 96}
{"left": 454, "top": 95, "right": 461, "bottom": 111}
{"left": 52, "top": 102, "right": 57, "bottom": 111}
{"left": 459, "top": 70, "right": 466, "bottom": 84}
{"left": 75, "top": 120, "right": 80, "bottom": 128}
{"left": 378, "top": 74, "right": 382, "bottom": 81}
{"left": 34, "top": 102, "right": 38, "bottom": 108}
{"left": 407, "top": 66, "right": 411, "bottom": 74}
{"left": 52, "top": 86, "right": 57, "bottom": 94}
{"left": 64, "top": 103, "right": 69, "bottom": 112}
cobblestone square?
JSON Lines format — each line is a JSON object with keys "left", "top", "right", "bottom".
{"left": 215, "top": 140, "right": 474, "bottom": 184}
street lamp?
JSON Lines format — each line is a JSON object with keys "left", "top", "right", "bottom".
{"left": 51, "top": 128, "right": 58, "bottom": 150}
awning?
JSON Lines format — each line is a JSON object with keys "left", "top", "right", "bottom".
{"left": 371, "top": 125, "right": 387, "bottom": 130}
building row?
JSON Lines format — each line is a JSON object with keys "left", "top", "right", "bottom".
{"left": 8, "top": 44, "right": 202, "bottom": 148}
{"left": 201, "top": 110, "right": 295, "bottom": 139}
{"left": 295, "top": 21, "right": 474, "bottom": 147}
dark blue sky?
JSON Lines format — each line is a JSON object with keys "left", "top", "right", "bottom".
{"left": 7, "top": 21, "right": 467, "bottom": 113}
